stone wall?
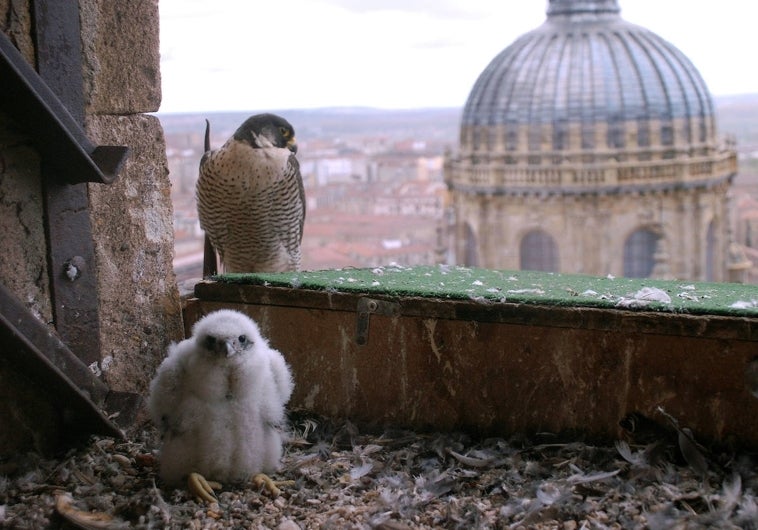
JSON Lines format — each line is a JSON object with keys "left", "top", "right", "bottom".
{"left": 80, "top": 0, "right": 183, "bottom": 394}
{"left": 1, "top": 0, "right": 182, "bottom": 454}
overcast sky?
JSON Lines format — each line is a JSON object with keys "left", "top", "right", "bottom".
{"left": 158, "top": 0, "right": 758, "bottom": 113}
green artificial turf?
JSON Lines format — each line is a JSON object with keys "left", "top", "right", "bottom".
{"left": 214, "top": 265, "right": 758, "bottom": 317}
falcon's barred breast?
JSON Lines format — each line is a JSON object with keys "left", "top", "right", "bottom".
{"left": 196, "top": 113, "right": 305, "bottom": 273}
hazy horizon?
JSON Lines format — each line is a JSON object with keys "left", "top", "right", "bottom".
{"left": 155, "top": 93, "right": 758, "bottom": 117}
{"left": 159, "top": 1, "right": 758, "bottom": 114}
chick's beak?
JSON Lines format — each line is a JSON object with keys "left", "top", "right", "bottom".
{"left": 287, "top": 137, "right": 298, "bottom": 155}
{"left": 224, "top": 339, "right": 241, "bottom": 357}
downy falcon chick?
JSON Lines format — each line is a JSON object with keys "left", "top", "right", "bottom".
{"left": 197, "top": 114, "right": 305, "bottom": 272}
{"left": 148, "top": 309, "right": 294, "bottom": 501}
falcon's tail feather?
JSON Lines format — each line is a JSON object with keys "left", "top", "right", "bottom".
{"left": 204, "top": 119, "right": 211, "bottom": 152}
{"left": 201, "top": 118, "right": 218, "bottom": 277}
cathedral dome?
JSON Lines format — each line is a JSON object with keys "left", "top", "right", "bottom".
{"left": 455, "top": 0, "right": 727, "bottom": 192}
{"left": 445, "top": 0, "right": 739, "bottom": 281}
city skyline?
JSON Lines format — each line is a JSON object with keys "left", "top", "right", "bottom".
{"left": 159, "top": 0, "right": 758, "bottom": 114}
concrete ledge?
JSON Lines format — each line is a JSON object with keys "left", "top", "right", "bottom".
{"left": 184, "top": 268, "right": 758, "bottom": 448}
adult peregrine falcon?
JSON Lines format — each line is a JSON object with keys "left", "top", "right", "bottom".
{"left": 196, "top": 113, "right": 305, "bottom": 273}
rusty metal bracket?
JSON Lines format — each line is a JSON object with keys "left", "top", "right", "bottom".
{"left": 355, "top": 297, "right": 400, "bottom": 345}
{"left": 0, "top": 282, "right": 124, "bottom": 439}
{"left": 30, "top": 0, "right": 105, "bottom": 366}
{"left": 0, "top": 28, "right": 129, "bottom": 184}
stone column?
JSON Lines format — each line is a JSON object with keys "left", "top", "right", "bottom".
{"left": 80, "top": 0, "right": 184, "bottom": 395}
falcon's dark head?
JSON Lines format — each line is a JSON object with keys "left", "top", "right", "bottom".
{"left": 233, "top": 113, "right": 297, "bottom": 154}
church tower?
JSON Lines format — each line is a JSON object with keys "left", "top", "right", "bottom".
{"left": 445, "top": 0, "right": 738, "bottom": 280}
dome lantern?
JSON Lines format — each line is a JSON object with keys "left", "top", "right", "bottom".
{"left": 547, "top": 0, "right": 620, "bottom": 17}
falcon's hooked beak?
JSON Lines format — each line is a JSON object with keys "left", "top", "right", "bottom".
{"left": 287, "top": 137, "right": 298, "bottom": 155}
{"left": 203, "top": 335, "right": 245, "bottom": 357}
{"left": 223, "top": 339, "right": 241, "bottom": 357}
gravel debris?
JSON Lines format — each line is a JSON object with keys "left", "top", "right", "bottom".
{"left": 1, "top": 412, "right": 756, "bottom": 529}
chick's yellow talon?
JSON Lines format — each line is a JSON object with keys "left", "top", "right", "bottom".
{"left": 252, "top": 473, "right": 278, "bottom": 497}
{"left": 252, "top": 473, "right": 294, "bottom": 498}
{"left": 188, "top": 472, "right": 221, "bottom": 503}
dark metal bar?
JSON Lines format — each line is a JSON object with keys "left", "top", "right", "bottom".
{"left": 0, "top": 282, "right": 108, "bottom": 402}
{"left": 0, "top": 27, "right": 128, "bottom": 185}
{"left": 32, "top": 0, "right": 85, "bottom": 121}
{"left": 33, "top": 0, "right": 102, "bottom": 366}
{"left": 0, "top": 282, "right": 123, "bottom": 440}
{"left": 41, "top": 181, "right": 105, "bottom": 365}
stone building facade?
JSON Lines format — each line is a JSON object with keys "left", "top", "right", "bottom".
{"left": 1, "top": 1, "right": 183, "bottom": 454}
{"left": 445, "top": 0, "right": 739, "bottom": 281}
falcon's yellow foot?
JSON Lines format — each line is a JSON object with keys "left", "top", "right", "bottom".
{"left": 251, "top": 473, "right": 296, "bottom": 498}
{"left": 188, "top": 472, "right": 222, "bottom": 503}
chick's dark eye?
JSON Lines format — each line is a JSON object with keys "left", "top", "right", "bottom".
{"left": 203, "top": 336, "right": 217, "bottom": 349}
{"left": 238, "top": 335, "right": 247, "bottom": 345}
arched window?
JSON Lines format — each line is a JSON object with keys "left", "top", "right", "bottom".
{"left": 623, "top": 228, "right": 659, "bottom": 278}
{"left": 520, "top": 230, "right": 559, "bottom": 272}
{"left": 506, "top": 122, "right": 518, "bottom": 151}
{"left": 706, "top": 221, "right": 716, "bottom": 281}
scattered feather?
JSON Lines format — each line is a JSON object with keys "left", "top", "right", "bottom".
{"left": 655, "top": 407, "right": 710, "bottom": 478}
{"left": 678, "top": 428, "right": 709, "bottom": 478}
{"left": 535, "top": 481, "right": 564, "bottom": 505}
{"left": 720, "top": 473, "right": 742, "bottom": 513}
{"left": 349, "top": 462, "right": 374, "bottom": 480}
{"left": 447, "top": 449, "right": 496, "bottom": 468}
{"left": 507, "top": 288, "right": 545, "bottom": 295}
{"left": 615, "top": 440, "right": 639, "bottom": 465}
{"left": 634, "top": 286, "right": 672, "bottom": 303}
{"left": 56, "top": 492, "right": 129, "bottom": 529}
{"left": 616, "top": 297, "right": 650, "bottom": 308}
{"left": 1, "top": 415, "right": 756, "bottom": 528}
{"left": 566, "top": 468, "right": 620, "bottom": 484}
{"left": 678, "top": 292, "right": 700, "bottom": 301}
{"left": 730, "top": 299, "right": 758, "bottom": 309}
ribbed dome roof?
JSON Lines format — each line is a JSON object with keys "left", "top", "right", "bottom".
{"left": 462, "top": 0, "right": 716, "bottom": 150}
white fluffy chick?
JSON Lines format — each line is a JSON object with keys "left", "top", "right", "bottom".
{"left": 148, "top": 309, "right": 294, "bottom": 500}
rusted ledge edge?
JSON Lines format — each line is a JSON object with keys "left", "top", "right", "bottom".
{"left": 193, "top": 281, "right": 758, "bottom": 341}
